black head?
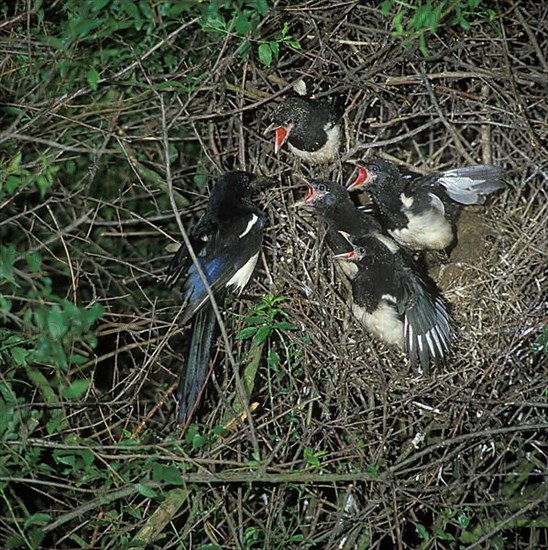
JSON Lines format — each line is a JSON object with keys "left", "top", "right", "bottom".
{"left": 348, "top": 158, "right": 399, "bottom": 192}
{"left": 299, "top": 179, "right": 350, "bottom": 214}
{"left": 271, "top": 96, "right": 314, "bottom": 129}
{"left": 332, "top": 232, "right": 366, "bottom": 263}
{"left": 266, "top": 96, "right": 318, "bottom": 154}
{"left": 213, "top": 171, "right": 256, "bottom": 198}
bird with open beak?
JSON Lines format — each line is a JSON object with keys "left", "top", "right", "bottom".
{"left": 348, "top": 157, "right": 504, "bottom": 252}
{"left": 265, "top": 94, "right": 344, "bottom": 164}
{"left": 297, "top": 178, "right": 452, "bottom": 370}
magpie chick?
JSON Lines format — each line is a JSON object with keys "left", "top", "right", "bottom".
{"left": 266, "top": 94, "right": 344, "bottom": 164}
{"left": 297, "top": 178, "right": 385, "bottom": 280}
{"left": 166, "top": 171, "right": 266, "bottom": 423}
{"left": 297, "top": 179, "right": 451, "bottom": 369}
{"left": 348, "top": 157, "right": 504, "bottom": 251}
{"left": 333, "top": 232, "right": 452, "bottom": 370}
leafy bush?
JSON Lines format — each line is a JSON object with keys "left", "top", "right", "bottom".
{"left": 381, "top": 0, "right": 497, "bottom": 55}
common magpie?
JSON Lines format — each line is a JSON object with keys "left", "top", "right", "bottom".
{"left": 296, "top": 178, "right": 383, "bottom": 280}
{"left": 265, "top": 93, "right": 344, "bottom": 164}
{"left": 333, "top": 231, "right": 452, "bottom": 370}
{"left": 166, "top": 171, "right": 266, "bottom": 423}
{"left": 348, "top": 157, "right": 504, "bottom": 251}
{"left": 297, "top": 178, "right": 452, "bottom": 369}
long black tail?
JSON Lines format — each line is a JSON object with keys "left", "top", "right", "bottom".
{"left": 177, "top": 302, "right": 219, "bottom": 423}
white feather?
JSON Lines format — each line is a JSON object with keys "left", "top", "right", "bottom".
{"left": 353, "top": 300, "right": 404, "bottom": 348}
{"left": 239, "top": 214, "right": 259, "bottom": 238}
{"left": 227, "top": 252, "right": 260, "bottom": 294}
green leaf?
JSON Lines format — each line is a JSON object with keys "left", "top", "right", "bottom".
{"left": 24, "top": 513, "right": 51, "bottom": 528}
{"left": 87, "top": 67, "right": 100, "bottom": 90}
{"left": 381, "top": 0, "right": 393, "bottom": 16}
{"left": 393, "top": 10, "right": 405, "bottom": 35}
{"left": 84, "top": 302, "right": 104, "bottom": 326}
{"left": 10, "top": 347, "right": 29, "bottom": 366}
{"left": 272, "top": 321, "right": 297, "bottom": 331}
{"left": 416, "top": 524, "right": 430, "bottom": 541}
{"left": 62, "top": 379, "right": 91, "bottom": 399}
{"left": 134, "top": 483, "right": 158, "bottom": 499}
{"left": 267, "top": 350, "right": 280, "bottom": 370}
{"left": 192, "top": 433, "right": 206, "bottom": 449}
{"left": 152, "top": 464, "right": 182, "bottom": 484}
{"left": 0, "top": 246, "right": 17, "bottom": 285}
{"left": 435, "top": 528, "right": 455, "bottom": 541}
{"left": 8, "top": 152, "right": 22, "bottom": 173}
{"left": 234, "top": 13, "right": 251, "bottom": 35}
{"left": 91, "top": 0, "right": 111, "bottom": 11}
{"left": 0, "top": 295, "right": 12, "bottom": 315}
{"left": 25, "top": 252, "right": 42, "bottom": 273}
{"left": 236, "top": 326, "right": 258, "bottom": 340}
{"left": 253, "top": 0, "right": 269, "bottom": 17}
{"left": 269, "top": 40, "right": 280, "bottom": 59}
{"left": 69, "top": 353, "right": 88, "bottom": 365}
{"left": 457, "top": 510, "right": 471, "bottom": 528}
{"left": 258, "top": 43, "right": 273, "bottom": 66}
{"left": 48, "top": 306, "right": 68, "bottom": 340}
{"left": 255, "top": 325, "right": 271, "bottom": 344}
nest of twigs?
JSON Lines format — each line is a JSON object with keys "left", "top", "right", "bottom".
{"left": 1, "top": 1, "right": 546, "bottom": 548}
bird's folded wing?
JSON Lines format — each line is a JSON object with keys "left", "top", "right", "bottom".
{"left": 401, "top": 268, "right": 452, "bottom": 370}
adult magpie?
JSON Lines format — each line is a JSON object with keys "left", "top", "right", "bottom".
{"left": 166, "top": 171, "right": 267, "bottom": 423}
{"left": 297, "top": 178, "right": 452, "bottom": 369}
{"left": 265, "top": 92, "right": 344, "bottom": 164}
{"left": 348, "top": 157, "right": 504, "bottom": 251}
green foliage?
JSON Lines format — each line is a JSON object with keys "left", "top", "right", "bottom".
{"left": 531, "top": 323, "right": 548, "bottom": 354}
{"left": 257, "top": 22, "right": 302, "bottom": 67}
{"left": 380, "top": 0, "right": 497, "bottom": 56}
{"left": 0, "top": 152, "right": 59, "bottom": 200}
{"left": 303, "top": 447, "right": 328, "bottom": 469}
{"left": 0, "top": 247, "right": 103, "bottom": 371}
{"left": 236, "top": 295, "right": 298, "bottom": 344}
{"left": 198, "top": 1, "right": 301, "bottom": 66}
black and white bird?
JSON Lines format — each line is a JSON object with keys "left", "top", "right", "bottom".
{"left": 266, "top": 91, "right": 344, "bottom": 164}
{"left": 297, "top": 178, "right": 383, "bottom": 279}
{"left": 298, "top": 178, "right": 452, "bottom": 369}
{"left": 333, "top": 231, "right": 452, "bottom": 370}
{"left": 348, "top": 157, "right": 504, "bottom": 251}
{"left": 166, "top": 171, "right": 267, "bottom": 423}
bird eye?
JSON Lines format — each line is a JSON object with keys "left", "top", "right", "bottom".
{"left": 318, "top": 184, "right": 326, "bottom": 192}
{"left": 371, "top": 165, "right": 379, "bottom": 173}
{"left": 358, "top": 247, "right": 366, "bottom": 255}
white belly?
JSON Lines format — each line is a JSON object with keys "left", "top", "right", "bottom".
{"left": 391, "top": 209, "right": 453, "bottom": 250}
{"left": 352, "top": 300, "right": 404, "bottom": 349}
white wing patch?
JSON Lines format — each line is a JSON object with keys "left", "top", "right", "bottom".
{"left": 239, "top": 214, "right": 259, "bottom": 238}
{"left": 400, "top": 193, "right": 414, "bottom": 209}
{"left": 438, "top": 166, "right": 503, "bottom": 205}
{"left": 392, "top": 193, "right": 452, "bottom": 250}
{"left": 227, "top": 251, "right": 260, "bottom": 294}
